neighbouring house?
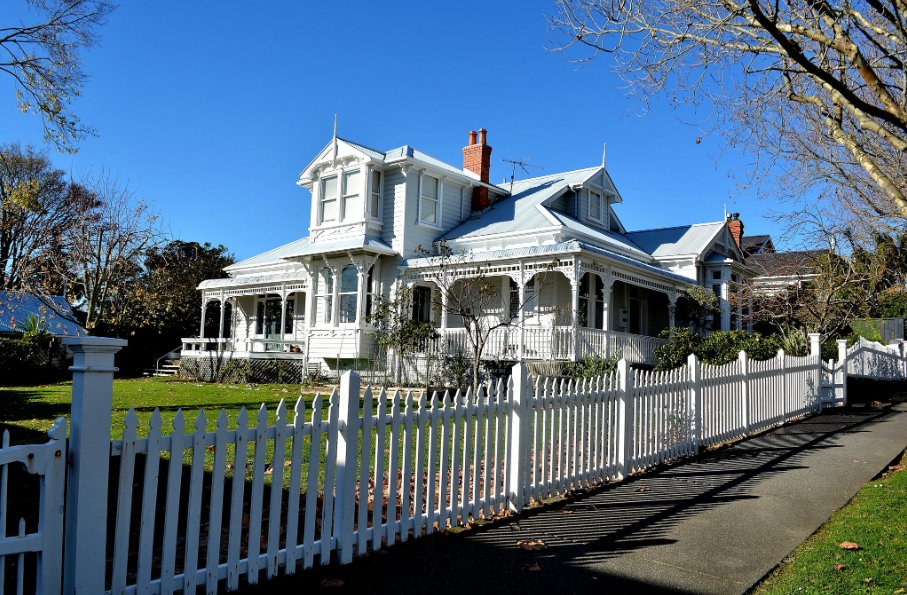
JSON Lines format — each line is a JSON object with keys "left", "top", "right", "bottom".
{"left": 185, "top": 129, "right": 756, "bottom": 381}
{"left": 0, "top": 291, "right": 85, "bottom": 338}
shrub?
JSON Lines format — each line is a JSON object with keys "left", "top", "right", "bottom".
{"left": 0, "top": 335, "right": 66, "bottom": 384}
{"left": 564, "top": 350, "right": 621, "bottom": 379}
{"left": 652, "top": 328, "right": 782, "bottom": 371}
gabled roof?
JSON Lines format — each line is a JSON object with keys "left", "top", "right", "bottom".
{"left": 748, "top": 250, "right": 824, "bottom": 278}
{"left": 227, "top": 237, "right": 311, "bottom": 270}
{"left": 624, "top": 222, "right": 726, "bottom": 258}
{"left": 545, "top": 210, "right": 651, "bottom": 260}
{"left": 741, "top": 234, "right": 774, "bottom": 257}
{"left": 0, "top": 292, "right": 84, "bottom": 336}
{"left": 442, "top": 167, "right": 600, "bottom": 240}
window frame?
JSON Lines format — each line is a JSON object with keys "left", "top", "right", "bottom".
{"left": 338, "top": 264, "right": 359, "bottom": 324}
{"left": 418, "top": 172, "right": 442, "bottom": 228}
{"left": 320, "top": 175, "right": 339, "bottom": 224}
{"left": 369, "top": 169, "right": 382, "bottom": 220}
{"left": 316, "top": 266, "right": 334, "bottom": 325}
{"left": 341, "top": 169, "right": 361, "bottom": 222}
{"left": 589, "top": 190, "right": 603, "bottom": 223}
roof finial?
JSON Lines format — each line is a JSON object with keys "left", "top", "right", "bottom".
{"left": 602, "top": 142, "right": 607, "bottom": 168}
{"left": 333, "top": 114, "right": 338, "bottom": 139}
{"left": 332, "top": 114, "right": 338, "bottom": 162}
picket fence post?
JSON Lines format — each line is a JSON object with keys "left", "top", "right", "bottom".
{"left": 779, "top": 349, "right": 788, "bottom": 423}
{"left": 616, "top": 359, "right": 633, "bottom": 479}
{"left": 334, "top": 370, "right": 360, "bottom": 564}
{"left": 507, "top": 363, "right": 528, "bottom": 512}
{"left": 61, "top": 336, "right": 128, "bottom": 595}
{"left": 809, "top": 333, "right": 822, "bottom": 412}
{"left": 837, "top": 340, "right": 848, "bottom": 406}
{"left": 738, "top": 351, "right": 750, "bottom": 436}
{"left": 688, "top": 353, "right": 701, "bottom": 454}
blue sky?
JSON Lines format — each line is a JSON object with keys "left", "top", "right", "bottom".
{"left": 1, "top": 1, "right": 784, "bottom": 261}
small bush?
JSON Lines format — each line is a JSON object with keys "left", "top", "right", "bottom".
{"left": 564, "top": 351, "right": 621, "bottom": 379}
{"left": 652, "top": 328, "right": 782, "bottom": 371}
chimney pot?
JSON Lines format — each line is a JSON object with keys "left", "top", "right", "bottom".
{"left": 478, "top": 128, "right": 487, "bottom": 144}
{"left": 468, "top": 130, "right": 477, "bottom": 146}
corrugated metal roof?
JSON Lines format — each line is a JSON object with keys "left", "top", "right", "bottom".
{"left": 338, "top": 138, "right": 386, "bottom": 161}
{"left": 228, "top": 237, "right": 311, "bottom": 269}
{"left": 443, "top": 168, "right": 600, "bottom": 240}
{"left": 198, "top": 270, "right": 309, "bottom": 290}
{"left": 283, "top": 237, "right": 396, "bottom": 258}
{"left": 624, "top": 222, "right": 725, "bottom": 258}
{"left": 0, "top": 292, "right": 85, "bottom": 336}
{"left": 403, "top": 240, "right": 695, "bottom": 286}
{"left": 546, "top": 210, "right": 652, "bottom": 260}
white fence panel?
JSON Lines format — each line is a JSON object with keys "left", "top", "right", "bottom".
{"left": 847, "top": 337, "right": 906, "bottom": 380}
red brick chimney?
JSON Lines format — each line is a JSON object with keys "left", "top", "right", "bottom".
{"left": 728, "top": 213, "right": 744, "bottom": 248}
{"left": 463, "top": 128, "right": 492, "bottom": 212}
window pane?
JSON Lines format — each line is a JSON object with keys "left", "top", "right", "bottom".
{"left": 340, "top": 295, "right": 357, "bottom": 323}
{"left": 369, "top": 193, "right": 379, "bottom": 218}
{"left": 341, "top": 265, "right": 358, "bottom": 293}
{"left": 321, "top": 296, "right": 333, "bottom": 323}
{"left": 342, "top": 195, "right": 360, "bottom": 220}
{"left": 320, "top": 267, "right": 333, "bottom": 294}
{"left": 422, "top": 175, "right": 438, "bottom": 199}
{"left": 256, "top": 301, "right": 264, "bottom": 334}
{"left": 285, "top": 299, "right": 295, "bottom": 334}
{"left": 590, "top": 193, "right": 601, "bottom": 219}
{"left": 412, "top": 286, "right": 432, "bottom": 322}
{"left": 372, "top": 170, "right": 381, "bottom": 195}
{"left": 421, "top": 197, "right": 437, "bottom": 224}
{"left": 322, "top": 176, "right": 338, "bottom": 200}
{"left": 321, "top": 198, "right": 337, "bottom": 222}
{"left": 344, "top": 170, "right": 359, "bottom": 195}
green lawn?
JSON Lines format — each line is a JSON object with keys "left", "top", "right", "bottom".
{"left": 755, "top": 450, "right": 907, "bottom": 595}
{"left": 0, "top": 376, "right": 322, "bottom": 445}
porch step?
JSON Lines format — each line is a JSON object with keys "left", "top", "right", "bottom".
{"left": 143, "top": 364, "right": 180, "bottom": 378}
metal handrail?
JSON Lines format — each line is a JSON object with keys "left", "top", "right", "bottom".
{"left": 155, "top": 344, "right": 184, "bottom": 374}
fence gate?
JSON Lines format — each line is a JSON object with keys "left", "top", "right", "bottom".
{"left": 0, "top": 418, "right": 66, "bottom": 595}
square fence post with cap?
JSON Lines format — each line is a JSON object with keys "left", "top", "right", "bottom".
{"left": 808, "top": 333, "right": 822, "bottom": 412}
{"left": 616, "top": 359, "right": 634, "bottom": 479}
{"left": 61, "top": 336, "right": 127, "bottom": 595}
{"left": 837, "top": 339, "right": 848, "bottom": 406}
{"left": 334, "top": 370, "right": 361, "bottom": 564}
{"left": 507, "top": 363, "right": 529, "bottom": 512}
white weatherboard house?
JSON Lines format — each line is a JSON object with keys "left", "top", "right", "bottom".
{"left": 183, "top": 129, "right": 751, "bottom": 380}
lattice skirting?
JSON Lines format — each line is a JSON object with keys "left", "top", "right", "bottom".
{"left": 180, "top": 356, "right": 307, "bottom": 384}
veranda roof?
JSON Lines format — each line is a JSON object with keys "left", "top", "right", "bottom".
{"left": 281, "top": 237, "right": 396, "bottom": 259}
{"left": 197, "top": 270, "right": 309, "bottom": 290}
{"left": 402, "top": 240, "right": 696, "bottom": 287}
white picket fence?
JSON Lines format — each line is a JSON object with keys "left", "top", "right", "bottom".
{"left": 3, "top": 334, "right": 905, "bottom": 594}
{"left": 846, "top": 336, "right": 907, "bottom": 380}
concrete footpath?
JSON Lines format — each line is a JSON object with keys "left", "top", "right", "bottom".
{"left": 249, "top": 401, "right": 907, "bottom": 595}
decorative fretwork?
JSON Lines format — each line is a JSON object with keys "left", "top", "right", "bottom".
{"left": 611, "top": 269, "right": 675, "bottom": 295}
{"left": 202, "top": 282, "right": 308, "bottom": 302}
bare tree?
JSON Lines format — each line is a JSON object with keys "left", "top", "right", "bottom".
{"left": 547, "top": 0, "right": 907, "bottom": 239}
{"left": 2, "top": 0, "right": 116, "bottom": 153}
{"left": 415, "top": 241, "right": 556, "bottom": 392}
{"left": 39, "top": 169, "right": 165, "bottom": 330}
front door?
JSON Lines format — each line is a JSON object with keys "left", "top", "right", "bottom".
{"left": 264, "top": 298, "right": 282, "bottom": 351}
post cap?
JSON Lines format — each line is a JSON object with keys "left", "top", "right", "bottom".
{"left": 62, "top": 336, "right": 128, "bottom": 350}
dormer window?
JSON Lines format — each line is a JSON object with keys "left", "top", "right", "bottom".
{"left": 420, "top": 175, "right": 439, "bottom": 225}
{"left": 321, "top": 176, "right": 338, "bottom": 223}
{"left": 342, "top": 170, "right": 360, "bottom": 220}
{"left": 589, "top": 191, "right": 603, "bottom": 222}
{"left": 370, "top": 170, "right": 382, "bottom": 219}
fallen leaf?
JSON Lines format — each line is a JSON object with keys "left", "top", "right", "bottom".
{"left": 634, "top": 487, "right": 650, "bottom": 493}
{"left": 321, "top": 578, "right": 344, "bottom": 587}
{"left": 835, "top": 564, "right": 845, "bottom": 571}
{"left": 562, "top": 509, "right": 574, "bottom": 514}
{"left": 264, "top": 464, "right": 273, "bottom": 475}
{"left": 522, "top": 562, "right": 541, "bottom": 572}
{"left": 517, "top": 540, "right": 547, "bottom": 551}
{"left": 839, "top": 541, "right": 860, "bottom": 550}
{"left": 889, "top": 465, "right": 905, "bottom": 472}
{"left": 510, "top": 524, "right": 521, "bottom": 531}
{"left": 893, "top": 588, "right": 904, "bottom": 594}
{"left": 284, "top": 460, "right": 292, "bottom": 467}
{"left": 863, "top": 578, "right": 872, "bottom": 583}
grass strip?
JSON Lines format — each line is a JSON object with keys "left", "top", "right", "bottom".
{"left": 754, "top": 450, "right": 907, "bottom": 595}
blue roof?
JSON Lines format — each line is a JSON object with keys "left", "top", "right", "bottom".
{"left": 442, "top": 167, "right": 600, "bottom": 240}
{"left": 228, "top": 236, "right": 311, "bottom": 269}
{"left": 625, "top": 222, "right": 725, "bottom": 258}
{"left": 0, "top": 292, "right": 85, "bottom": 336}
{"left": 283, "top": 237, "right": 396, "bottom": 258}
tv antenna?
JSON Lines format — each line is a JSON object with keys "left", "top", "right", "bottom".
{"left": 502, "top": 158, "right": 543, "bottom": 193}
